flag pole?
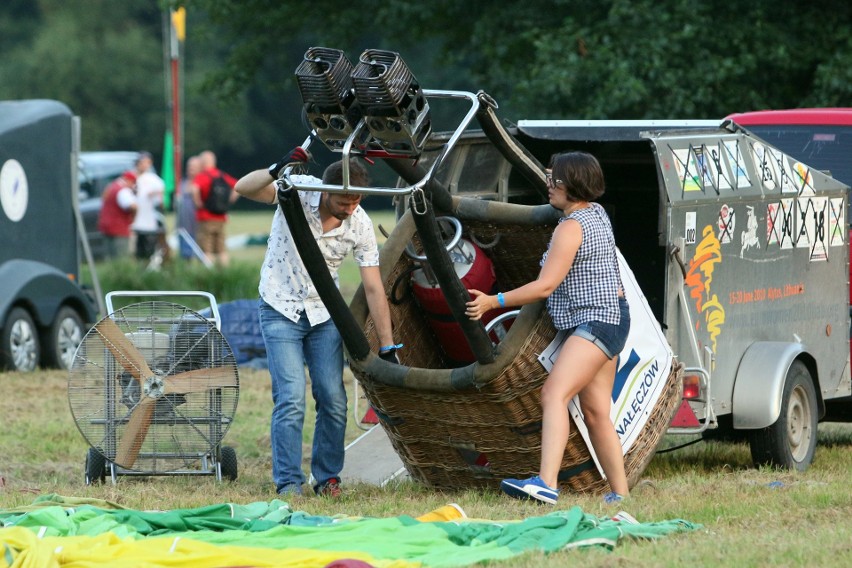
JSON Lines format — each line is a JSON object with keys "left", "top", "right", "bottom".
{"left": 169, "top": 7, "right": 185, "bottom": 210}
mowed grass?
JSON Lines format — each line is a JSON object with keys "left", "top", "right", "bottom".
{"left": 4, "top": 209, "right": 852, "bottom": 565}
{"left": 2, "top": 367, "right": 852, "bottom": 567}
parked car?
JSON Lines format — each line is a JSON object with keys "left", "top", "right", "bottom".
{"left": 78, "top": 151, "right": 140, "bottom": 259}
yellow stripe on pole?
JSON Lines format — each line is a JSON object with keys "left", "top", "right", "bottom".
{"left": 172, "top": 7, "right": 186, "bottom": 42}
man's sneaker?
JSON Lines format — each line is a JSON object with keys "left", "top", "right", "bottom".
{"left": 277, "top": 483, "right": 303, "bottom": 497}
{"left": 603, "top": 491, "right": 624, "bottom": 504}
{"left": 315, "top": 477, "right": 343, "bottom": 498}
{"left": 500, "top": 475, "right": 559, "bottom": 505}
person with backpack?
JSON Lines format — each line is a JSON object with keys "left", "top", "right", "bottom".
{"left": 191, "top": 150, "right": 239, "bottom": 265}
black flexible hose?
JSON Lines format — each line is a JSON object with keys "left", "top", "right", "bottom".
{"left": 474, "top": 90, "right": 548, "bottom": 200}
{"left": 384, "top": 158, "right": 454, "bottom": 214}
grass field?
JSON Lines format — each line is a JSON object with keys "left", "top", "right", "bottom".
{"left": 1, "top": 366, "right": 852, "bottom": 566}
{"left": 4, "top": 209, "right": 852, "bottom": 565}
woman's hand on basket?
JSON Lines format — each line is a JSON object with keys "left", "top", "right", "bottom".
{"left": 465, "top": 289, "right": 495, "bottom": 321}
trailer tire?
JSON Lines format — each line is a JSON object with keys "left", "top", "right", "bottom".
{"left": 43, "top": 306, "right": 84, "bottom": 370}
{"left": 0, "top": 307, "right": 40, "bottom": 372}
{"left": 748, "top": 361, "right": 817, "bottom": 471}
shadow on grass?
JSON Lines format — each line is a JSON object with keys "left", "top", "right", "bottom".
{"left": 647, "top": 436, "right": 754, "bottom": 477}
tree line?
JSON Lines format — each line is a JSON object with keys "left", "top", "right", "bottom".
{"left": 2, "top": 0, "right": 850, "bottom": 180}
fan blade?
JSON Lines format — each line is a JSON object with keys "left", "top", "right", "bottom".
{"left": 164, "top": 367, "right": 238, "bottom": 395}
{"left": 94, "top": 318, "right": 154, "bottom": 380}
{"left": 115, "top": 398, "right": 155, "bottom": 468}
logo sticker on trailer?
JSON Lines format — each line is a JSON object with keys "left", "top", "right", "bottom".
{"left": 792, "top": 162, "right": 815, "bottom": 196}
{"left": 0, "top": 159, "right": 28, "bottom": 222}
{"left": 740, "top": 205, "right": 759, "bottom": 257}
{"left": 672, "top": 148, "right": 702, "bottom": 192}
{"left": 685, "top": 211, "right": 696, "bottom": 245}
{"left": 802, "top": 197, "right": 828, "bottom": 261}
{"left": 717, "top": 204, "right": 735, "bottom": 244}
{"left": 829, "top": 198, "right": 845, "bottom": 247}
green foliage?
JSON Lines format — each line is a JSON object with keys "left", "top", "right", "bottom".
{"left": 0, "top": 0, "right": 165, "bottom": 151}
{"left": 94, "top": 257, "right": 260, "bottom": 312}
{"left": 3, "top": 0, "right": 852, "bottom": 186}
{"left": 186, "top": 0, "right": 852, "bottom": 121}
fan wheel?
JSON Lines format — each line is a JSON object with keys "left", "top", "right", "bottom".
{"left": 69, "top": 301, "right": 239, "bottom": 474}
{"left": 85, "top": 447, "right": 107, "bottom": 485}
{"left": 220, "top": 445, "right": 238, "bottom": 481}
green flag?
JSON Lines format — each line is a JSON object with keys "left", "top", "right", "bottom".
{"left": 161, "top": 130, "right": 175, "bottom": 211}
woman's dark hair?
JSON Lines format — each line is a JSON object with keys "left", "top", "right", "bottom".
{"left": 322, "top": 158, "right": 370, "bottom": 188}
{"left": 550, "top": 151, "right": 605, "bottom": 201}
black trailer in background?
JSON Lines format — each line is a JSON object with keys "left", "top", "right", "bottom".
{"left": 0, "top": 99, "right": 97, "bottom": 371}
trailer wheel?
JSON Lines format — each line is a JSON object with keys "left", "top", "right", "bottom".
{"left": 43, "top": 306, "right": 84, "bottom": 370}
{"left": 0, "top": 307, "right": 40, "bottom": 372}
{"left": 749, "top": 361, "right": 817, "bottom": 471}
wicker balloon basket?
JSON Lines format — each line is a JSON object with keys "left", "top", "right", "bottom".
{"left": 349, "top": 202, "right": 683, "bottom": 494}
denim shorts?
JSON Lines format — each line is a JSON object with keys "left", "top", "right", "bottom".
{"left": 569, "top": 297, "right": 630, "bottom": 359}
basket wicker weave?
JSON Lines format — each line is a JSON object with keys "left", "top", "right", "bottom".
{"left": 349, "top": 204, "right": 682, "bottom": 494}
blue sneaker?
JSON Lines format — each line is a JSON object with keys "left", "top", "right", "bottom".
{"left": 501, "top": 475, "right": 559, "bottom": 504}
{"left": 603, "top": 491, "right": 624, "bottom": 504}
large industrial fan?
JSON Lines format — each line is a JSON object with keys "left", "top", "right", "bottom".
{"left": 68, "top": 292, "right": 240, "bottom": 484}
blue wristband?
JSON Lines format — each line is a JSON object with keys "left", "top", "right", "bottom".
{"left": 497, "top": 292, "right": 506, "bottom": 308}
{"left": 380, "top": 343, "right": 404, "bottom": 353}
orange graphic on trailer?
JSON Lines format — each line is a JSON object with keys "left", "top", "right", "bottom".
{"left": 685, "top": 225, "right": 726, "bottom": 357}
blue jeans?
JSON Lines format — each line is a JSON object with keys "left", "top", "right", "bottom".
{"left": 570, "top": 297, "right": 631, "bottom": 359}
{"left": 259, "top": 300, "right": 347, "bottom": 492}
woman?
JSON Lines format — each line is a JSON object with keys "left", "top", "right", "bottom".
{"left": 465, "top": 151, "right": 630, "bottom": 505}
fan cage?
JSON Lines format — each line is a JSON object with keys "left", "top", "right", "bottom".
{"left": 68, "top": 301, "right": 239, "bottom": 474}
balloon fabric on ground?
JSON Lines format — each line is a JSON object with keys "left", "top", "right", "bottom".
{"left": 0, "top": 494, "right": 699, "bottom": 567}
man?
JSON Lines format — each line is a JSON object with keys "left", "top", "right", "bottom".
{"left": 192, "top": 150, "right": 238, "bottom": 266}
{"left": 234, "top": 148, "right": 397, "bottom": 498}
{"left": 97, "top": 170, "right": 137, "bottom": 259}
{"left": 130, "top": 151, "right": 165, "bottom": 261}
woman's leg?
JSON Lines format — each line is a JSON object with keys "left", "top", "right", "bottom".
{"left": 538, "top": 334, "right": 609, "bottom": 488}
{"left": 577, "top": 357, "right": 629, "bottom": 496}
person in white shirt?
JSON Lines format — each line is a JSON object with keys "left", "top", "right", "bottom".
{"left": 130, "top": 151, "right": 165, "bottom": 260}
{"left": 235, "top": 147, "right": 396, "bottom": 498}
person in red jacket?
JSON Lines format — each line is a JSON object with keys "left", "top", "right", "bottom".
{"left": 97, "top": 170, "right": 138, "bottom": 259}
{"left": 191, "top": 150, "right": 238, "bottom": 266}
